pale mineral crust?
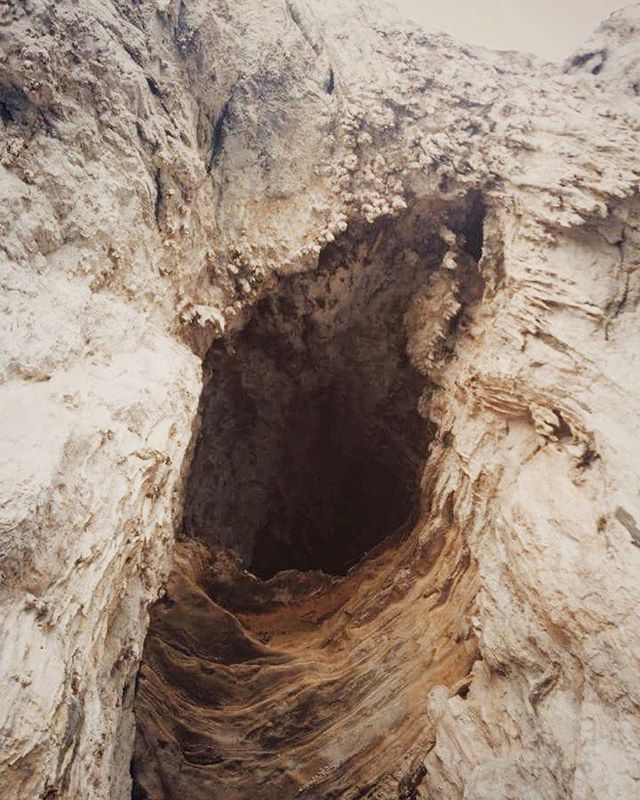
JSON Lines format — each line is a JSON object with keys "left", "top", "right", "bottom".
{"left": 0, "top": 1, "right": 639, "bottom": 799}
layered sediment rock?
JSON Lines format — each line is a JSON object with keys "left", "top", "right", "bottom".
{"left": 1, "top": 2, "right": 639, "bottom": 799}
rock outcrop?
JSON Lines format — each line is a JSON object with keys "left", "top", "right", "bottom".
{"left": 1, "top": 2, "right": 639, "bottom": 799}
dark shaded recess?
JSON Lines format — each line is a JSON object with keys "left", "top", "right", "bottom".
{"left": 451, "top": 190, "right": 484, "bottom": 263}
{"left": 324, "top": 67, "right": 335, "bottom": 95}
{"left": 0, "top": 85, "right": 45, "bottom": 128}
{"left": 207, "top": 100, "right": 230, "bottom": 172}
{"left": 182, "top": 197, "right": 485, "bottom": 579}
{"left": 247, "top": 355, "right": 428, "bottom": 577}
{"left": 153, "top": 169, "right": 163, "bottom": 225}
{"left": 130, "top": 198, "right": 486, "bottom": 798}
{"left": 145, "top": 75, "right": 162, "bottom": 97}
{"left": 130, "top": 770, "right": 147, "bottom": 800}
{"left": 551, "top": 409, "right": 572, "bottom": 440}
{"left": 183, "top": 216, "right": 444, "bottom": 578}
{"left": 567, "top": 49, "right": 607, "bottom": 75}
{"left": 445, "top": 193, "right": 487, "bottom": 344}
{"left": 0, "top": 86, "right": 27, "bottom": 125}
{"left": 398, "top": 763, "right": 427, "bottom": 800}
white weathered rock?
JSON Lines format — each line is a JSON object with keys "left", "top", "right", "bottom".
{"left": 0, "top": 0, "right": 639, "bottom": 798}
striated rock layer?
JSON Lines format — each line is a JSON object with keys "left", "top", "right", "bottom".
{"left": 1, "top": 1, "right": 639, "bottom": 799}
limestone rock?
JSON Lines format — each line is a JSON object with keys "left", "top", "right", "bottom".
{"left": 0, "top": 1, "right": 639, "bottom": 799}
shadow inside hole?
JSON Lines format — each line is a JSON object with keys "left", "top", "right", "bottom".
{"left": 182, "top": 198, "right": 484, "bottom": 579}
{"left": 248, "top": 378, "right": 428, "bottom": 577}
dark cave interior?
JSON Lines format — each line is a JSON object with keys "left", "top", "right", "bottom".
{"left": 130, "top": 194, "right": 486, "bottom": 800}
{"left": 181, "top": 197, "right": 484, "bottom": 578}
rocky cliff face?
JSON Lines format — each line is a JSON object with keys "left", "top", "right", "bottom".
{"left": 1, "top": 2, "right": 639, "bottom": 799}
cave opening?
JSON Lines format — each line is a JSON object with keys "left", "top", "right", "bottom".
{"left": 181, "top": 208, "right": 461, "bottom": 578}
{"left": 181, "top": 196, "right": 484, "bottom": 579}
{"left": 131, "top": 196, "right": 486, "bottom": 799}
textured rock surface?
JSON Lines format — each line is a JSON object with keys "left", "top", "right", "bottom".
{"left": 1, "top": 1, "right": 639, "bottom": 799}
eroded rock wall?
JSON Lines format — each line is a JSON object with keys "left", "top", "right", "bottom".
{"left": 1, "top": 1, "right": 639, "bottom": 798}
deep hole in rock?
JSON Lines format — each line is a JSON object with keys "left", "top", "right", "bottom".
{"left": 181, "top": 195, "right": 484, "bottom": 579}
{"left": 131, "top": 195, "right": 485, "bottom": 799}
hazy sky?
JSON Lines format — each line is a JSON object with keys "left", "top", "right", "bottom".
{"left": 394, "top": 0, "right": 626, "bottom": 60}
